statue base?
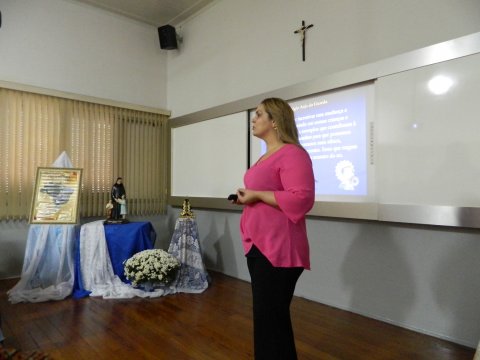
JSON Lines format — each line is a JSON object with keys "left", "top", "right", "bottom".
{"left": 104, "top": 219, "right": 129, "bottom": 225}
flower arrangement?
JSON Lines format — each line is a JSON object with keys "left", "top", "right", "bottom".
{"left": 123, "top": 249, "right": 180, "bottom": 287}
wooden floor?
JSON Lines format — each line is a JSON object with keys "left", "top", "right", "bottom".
{"left": 0, "top": 272, "right": 474, "bottom": 359}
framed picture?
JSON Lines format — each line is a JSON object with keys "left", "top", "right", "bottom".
{"left": 30, "top": 167, "right": 83, "bottom": 224}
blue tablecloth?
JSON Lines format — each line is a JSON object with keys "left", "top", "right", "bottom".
{"left": 73, "top": 221, "right": 156, "bottom": 298}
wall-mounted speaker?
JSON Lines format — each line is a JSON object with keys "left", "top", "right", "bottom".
{"left": 158, "top": 25, "right": 177, "bottom": 50}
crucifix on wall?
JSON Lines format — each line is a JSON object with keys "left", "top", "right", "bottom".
{"left": 294, "top": 20, "right": 314, "bottom": 61}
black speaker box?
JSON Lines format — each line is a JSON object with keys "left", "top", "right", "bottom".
{"left": 158, "top": 25, "right": 177, "bottom": 50}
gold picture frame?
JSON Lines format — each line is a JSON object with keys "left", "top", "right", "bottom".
{"left": 29, "top": 167, "right": 83, "bottom": 224}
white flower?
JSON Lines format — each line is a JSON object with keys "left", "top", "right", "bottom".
{"left": 123, "top": 249, "right": 180, "bottom": 287}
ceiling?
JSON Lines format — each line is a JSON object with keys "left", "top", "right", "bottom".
{"left": 73, "top": 0, "right": 216, "bottom": 27}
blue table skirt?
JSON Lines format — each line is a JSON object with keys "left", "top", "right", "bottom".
{"left": 73, "top": 221, "right": 156, "bottom": 298}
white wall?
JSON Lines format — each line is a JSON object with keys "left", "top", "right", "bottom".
{"left": 0, "top": 0, "right": 167, "bottom": 108}
{"left": 167, "top": 0, "right": 480, "bottom": 117}
{"left": 166, "top": 0, "right": 480, "bottom": 347}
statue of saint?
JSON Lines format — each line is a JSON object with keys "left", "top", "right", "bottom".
{"left": 111, "top": 177, "right": 127, "bottom": 220}
{"left": 106, "top": 200, "right": 114, "bottom": 219}
{"left": 117, "top": 195, "right": 127, "bottom": 219}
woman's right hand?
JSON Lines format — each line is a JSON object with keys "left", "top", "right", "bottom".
{"left": 236, "top": 188, "right": 259, "bottom": 205}
{"left": 237, "top": 188, "right": 278, "bottom": 207}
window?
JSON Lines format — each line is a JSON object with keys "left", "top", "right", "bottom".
{"left": 0, "top": 88, "right": 169, "bottom": 220}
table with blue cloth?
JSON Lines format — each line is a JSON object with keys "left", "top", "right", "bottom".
{"left": 73, "top": 221, "right": 156, "bottom": 298}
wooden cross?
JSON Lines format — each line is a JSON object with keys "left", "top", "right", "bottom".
{"left": 294, "top": 20, "right": 314, "bottom": 61}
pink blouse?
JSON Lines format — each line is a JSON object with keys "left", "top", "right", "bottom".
{"left": 240, "top": 144, "right": 315, "bottom": 269}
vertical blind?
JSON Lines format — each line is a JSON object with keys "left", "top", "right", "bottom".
{"left": 0, "top": 88, "right": 169, "bottom": 220}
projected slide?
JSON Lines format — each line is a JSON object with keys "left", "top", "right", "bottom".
{"left": 291, "top": 85, "right": 371, "bottom": 196}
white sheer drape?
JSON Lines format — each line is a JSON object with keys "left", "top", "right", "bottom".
{"left": 8, "top": 152, "right": 76, "bottom": 303}
{"left": 7, "top": 225, "right": 76, "bottom": 303}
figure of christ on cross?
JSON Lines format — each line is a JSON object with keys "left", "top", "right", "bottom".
{"left": 294, "top": 20, "right": 314, "bottom": 61}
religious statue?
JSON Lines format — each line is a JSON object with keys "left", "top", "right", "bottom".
{"left": 117, "top": 195, "right": 127, "bottom": 219}
{"left": 180, "top": 198, "right": 195, "bottom": 218}
{"left": 109, "top": 177, "right": 127, "bottom": 222}
{"left": 105, "top": 200, "right": 114, "bottom": 219}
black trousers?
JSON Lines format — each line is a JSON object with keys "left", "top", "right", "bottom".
{"left": 247, "top": 254, "right": 304, "bottom": 360}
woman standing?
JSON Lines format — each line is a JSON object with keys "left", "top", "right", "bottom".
{"left": 234, "top": 98, "right": 315, "bottom": 359}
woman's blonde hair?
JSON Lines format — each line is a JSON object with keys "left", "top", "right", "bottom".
{"left": 261, "top": 98, "right": 300, "bottom": 146}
